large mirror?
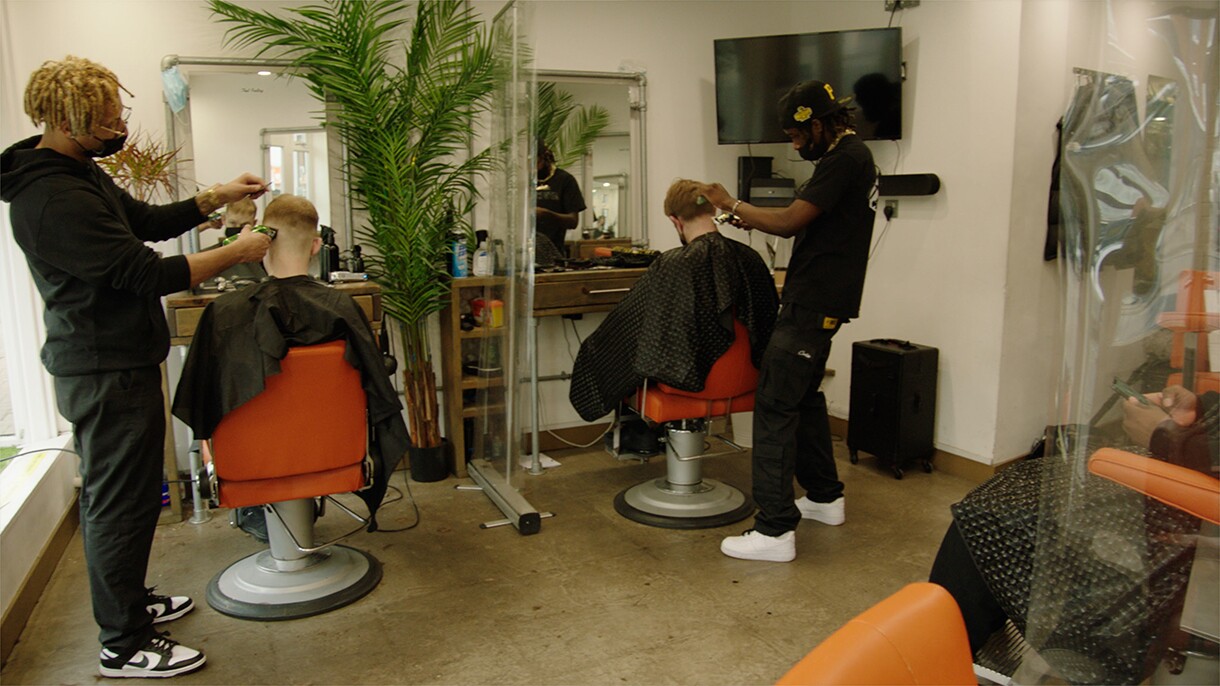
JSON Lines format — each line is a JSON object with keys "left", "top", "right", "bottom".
{"left": 162, "top": 55, "right": 346, "bottom": 254}
{"left": 164, "top": 60, "right": 644, "bottom": 257}
{"left": 537, "top": 70, "right": 647, "bottom": 251}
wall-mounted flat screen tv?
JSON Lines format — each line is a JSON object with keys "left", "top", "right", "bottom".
{"left": 714, "top": 27, "right": 903, "bottom": 144}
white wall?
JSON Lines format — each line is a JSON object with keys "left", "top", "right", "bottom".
{"left": 0, "top": 0, "right": 1145, "bottom": 472}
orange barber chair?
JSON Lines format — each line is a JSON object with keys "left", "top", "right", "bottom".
{"left": 776, "top": 582, "right": 976, "bottom": 686}
{"left": 613, "top": 319, "right": 756, "bottom": 528}
{"left": 1089, "top": 448, "right": 1219, "bottom": 677}
{"left": 201, "top": 340, "right": 382, "bottom": 620}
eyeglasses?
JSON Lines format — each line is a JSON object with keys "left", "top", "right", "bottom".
{"left": 97, "top": 106, "right": 132, "bottom": 138}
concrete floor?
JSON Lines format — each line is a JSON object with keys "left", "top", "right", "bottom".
{"left": 2, "top": 436, "right": 974, "bottom": 685}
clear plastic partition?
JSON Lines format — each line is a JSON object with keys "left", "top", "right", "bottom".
{"left": 462, "top": 0, "right": 540, "bottom": 532}
{"left": 1018, "top": 3, "right": 1218, "bottom": 683}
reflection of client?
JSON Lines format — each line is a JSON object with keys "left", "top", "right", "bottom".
{"left": 173, "top": 194, "right": 409, "bottom": 526}
{"left": 204, "top": 198, "right": 267, "bottom": 285}
{"left": 929, "top": 386, "right": 1217, "bottom": 683}
{"left": 569, "top": 179, "right": 778, "bottom": 421}
{"left": 535, "top": 138, "right": 586, "bottom": 255}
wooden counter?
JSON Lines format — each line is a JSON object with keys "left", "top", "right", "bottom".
{"left": 164, "top": 281, "right": 382, "bottom": 345}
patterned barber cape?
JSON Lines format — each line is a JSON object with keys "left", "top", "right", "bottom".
{"left": 569, "top": 232, "right": 778, "bottom": 421}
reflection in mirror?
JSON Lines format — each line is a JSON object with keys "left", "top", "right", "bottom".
{"left": 261, "top": 127, "right": 330, "bottom": 223}
{"left": 162, "top": 56, "right": 343, "bottom": 254}
{"left": 589, "top": 173, "right": 626, "bottom": 239}
{"left": 537, "top": 70, "right": 646, "bottom": 249}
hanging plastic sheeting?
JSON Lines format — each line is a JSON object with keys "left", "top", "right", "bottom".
{"left": 1023, "top": 2, "right": 1217, "bottom": 683}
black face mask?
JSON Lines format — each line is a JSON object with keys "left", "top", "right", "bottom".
{"left": 799, "top": 135, "right": 830, "bottom": 162}
{"left": 77, "top": 132, "right": 127, "bottom": 159}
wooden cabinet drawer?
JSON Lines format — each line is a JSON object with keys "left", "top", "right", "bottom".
{"left": 534, "top": 270, "right": 645, "bottom": 315}
{"left": 168, "top": 306, "right": 206, "bottom": 340}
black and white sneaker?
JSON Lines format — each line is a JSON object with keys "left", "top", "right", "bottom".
{"left": 147, "top": 590, "right": 194, "bottom": 624}
{"left": 99, "top": 634, "right": 206, "bottom": 678}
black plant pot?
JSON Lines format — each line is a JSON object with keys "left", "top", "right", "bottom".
{"left": 408, "top": 438, "right": 450, "bottom": 483}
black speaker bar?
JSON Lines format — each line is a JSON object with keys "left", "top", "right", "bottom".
{"left": 877, "top": 173, "right": 940, "bottom": 196}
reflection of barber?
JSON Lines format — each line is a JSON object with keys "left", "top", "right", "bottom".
{"left": 535, "top": 138, "right": 586, "bottom": 254}
{"left": 700, "top": 80, "right": 876, "bottom": 563}
{"left": 0, "top": 56, "right": 270, "bottom": 678}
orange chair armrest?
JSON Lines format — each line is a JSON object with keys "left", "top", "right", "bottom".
{"left": 776, "top": 583, "right": 975, "bottom": 685}
{"left": 1089, "top": 448, "right": 1220, "bottom": 524}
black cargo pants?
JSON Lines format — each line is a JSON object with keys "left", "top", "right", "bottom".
{"left": 750, "top": 304, "right": 845, "bottom": 536}
{"left": 54, "top": 367, "right": 165, "bottom": 659}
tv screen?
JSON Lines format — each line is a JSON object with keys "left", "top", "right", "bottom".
{"left": 714, "top": 27, "right": 903, "bottom": 144}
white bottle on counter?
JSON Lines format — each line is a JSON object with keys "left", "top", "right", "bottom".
{"left": 472, "top": 240, "right": 492, "bottom": 276}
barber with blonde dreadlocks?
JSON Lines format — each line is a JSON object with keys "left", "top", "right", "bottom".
{"left": 699, "top": 80, "right": 877, "bottom": 563}
{"left": 1, "top": 56, "right": 271, "bottom": 679}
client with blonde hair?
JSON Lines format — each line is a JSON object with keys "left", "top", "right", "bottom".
{"left": 570, "top": 178, "right": 778, "bottom": 422}
{"left": 174, "top": 194, "right": 408, "bottom": 553}
{"left": 222, "top": 197, "right": 258, "bottom": 238}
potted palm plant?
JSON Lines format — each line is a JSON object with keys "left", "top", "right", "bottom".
{"left": 536, "top": 81, "right": 611, "bottom": 169}
{"left": 209, "top": 0, "right": 500, "bottom": 459}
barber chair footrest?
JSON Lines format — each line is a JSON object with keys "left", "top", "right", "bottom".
{"left": 206, "top": 545, "right": 381, "bottom": 621}
{"left": 614, "top": 478, "right": 753, "bottom": 529}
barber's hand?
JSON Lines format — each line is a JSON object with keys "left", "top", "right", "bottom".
{"left": 697, "top": 182, "right": 733, "bottom": 211}
{"left": 1156, "top": 385, "right": 1199, "bottom": 426}
{"left": 1121, "top": 385, "right": 1198, "bottom": 448}
{"left": 216, "top": 172, "right": 271, "bottom": 204}
{"left": 228, "top": 224, "right": 271, "bottom": 264}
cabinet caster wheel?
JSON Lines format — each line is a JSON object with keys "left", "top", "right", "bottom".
{"left": 892, "top": 466, "right": 904, "bottom": 480}
{"left": 849, "top": 450, "right": 859, "bottom": 465}
{"left": 922, "top": 460, "right": 933, "bottom": 474}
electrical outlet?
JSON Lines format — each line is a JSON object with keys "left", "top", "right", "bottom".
{"left": 884, "top": 0, "right": 921, "bottom": 10}
{"left": 884, "top": 200, "right": 899, "bottom": 219}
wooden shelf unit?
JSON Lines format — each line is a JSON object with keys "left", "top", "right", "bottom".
{"left": 439, "top": 276, "right": 509, "bottom": 477}
{"left": 439, "top": 268, "right": 650, "bottom": 478}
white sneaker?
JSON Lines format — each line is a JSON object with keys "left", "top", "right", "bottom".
{"left": 720, "top": 529, "right": 796, "bottom": 562}
{"left": 146, "top": 589, "right": 194, "bottom": 624}
{"left": 99, "top": 634, "right": 206, "bottom": 678}
{"left": 796, "top": 496, "right": 844, "bottom": 526}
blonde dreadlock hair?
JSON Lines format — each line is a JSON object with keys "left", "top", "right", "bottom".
{"left": 23, "top": 56, "right": 130, "bottom": 137}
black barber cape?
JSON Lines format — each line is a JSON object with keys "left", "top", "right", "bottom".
{"left": 569, "top": 232, "right": 778, "bottom": 421}
{"left": 172, "top": 276, "right": 409, "bottom": 529}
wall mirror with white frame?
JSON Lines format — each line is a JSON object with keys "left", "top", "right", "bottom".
{"left": 537, "top": 70, "right": 647, "bottom": 249}
{"left": 162, "top": 56, "right": 346, "bottom": 255}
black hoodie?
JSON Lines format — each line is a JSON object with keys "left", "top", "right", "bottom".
{"left": 1, "top": 135, "right": 203, "bottom": 375}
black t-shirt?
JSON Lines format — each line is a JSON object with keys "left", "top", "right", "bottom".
{"left": 784, "top": 134, "right": 876, "bottom": 319}
{"left": 536, "top": 166, "right": 586, "bottom": 251}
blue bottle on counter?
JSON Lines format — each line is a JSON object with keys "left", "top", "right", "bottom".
{"left": 449, "top": 231, "right": 469, "bottom": 277}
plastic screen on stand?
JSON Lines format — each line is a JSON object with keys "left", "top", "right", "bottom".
{"left": 964, "top": 2, "right": 1218, "bottom": 683}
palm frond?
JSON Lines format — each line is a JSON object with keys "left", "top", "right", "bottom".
{"left": 209, "top": 0, "right": 501, "bottom": 448}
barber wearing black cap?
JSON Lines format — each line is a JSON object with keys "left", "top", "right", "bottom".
{"left": 699, "top": 80, "right": 876, "bottom": 562}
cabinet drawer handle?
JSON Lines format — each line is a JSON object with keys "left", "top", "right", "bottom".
{"left": 583, "top": 287, "right": 631, "bottom": 295}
